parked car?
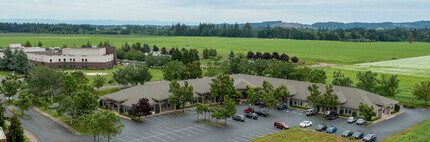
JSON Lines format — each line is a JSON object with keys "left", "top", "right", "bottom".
{"left": 274, "top": 121, "right": 289, "bottom": 130}
{"left": 277, "top": 104, "right": 288, "bottom": 110}
{"left": 341, "top": 130, "right": 353, "bottom": 137}
{"left": 299, "top": 121, "right": 312, "bottom": 128}
{"left": 245, "top": 112, "right": 258, "bottom": 119}
{"left": 352, "top": 131, "right": 364, "bottom": 139}
{"left": 326, "top": 126, "right": 337, "bottom": 133}
{"left": 244, "top": 107, "right": 254, "bottom": 113}
{"left": 362, "top": 134, "right": 377, "bottom": 142}
{"left": 315, "top": 124, "right": 327, "bottom": 131}
{"left": 347, "top": 117, "right": 357, "bottom": 123}
{"left": 255, "top": 100, "right": 264, "bottom": 107}
{"left": 326, "top": 111, "right": 339, "bottom": 120}
{"left": 256, "top": 110, "right": 269, "bottom": 117}
{"left": 306, "top": 109, "right": 317, "bottom": 116}
{"left": 232, "top": 115, "right": 245, "bottom": 122}
{"left": 356, "top": 119, "right": 366, "bottom": 125}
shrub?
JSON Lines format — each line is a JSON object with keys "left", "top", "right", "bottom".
{"left": 340, "top": 109, "right": 344, "bottom": 115}
{"left": 395, "top": 104, "right": 401, "bottom": 112}
{"left": 291, "top": 56, "right": 299, "bottom": 63}
{"left": 352, "top": 111, "right": 357, "bottom": 117}
{"left": 131, "top": 116, "right": 144, "bottom": 123}
{"left": 371, "top": 116, "right": 381, "bottom": 121}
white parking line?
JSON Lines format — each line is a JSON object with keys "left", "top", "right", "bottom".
{"left": 151, "top": 117, "right": 162, "bottom": 120}
{"left": 150, "top": 136, "right": 168, "bottom": 142}
{"left": 234, "top": 136, "right": 248, "bottom": 141}
{"left": 248, "top": 131, "right": 266, "bottom": 137}
{"left": 125, "top": 136, "right": 140, "bottom": 142}
{"left": 158, "top": 129, "right": 183, "bottom": 138}
{"left": 165, "top": 127, "right": 191, "bottom": 136}
{"left": 141, "top": 131, "right": 152, "bottom": 136}
{"left": 263, "top": 128, "right": 279, "bottom": 133}
{"left": 172, "top": 125, "right": 199, "bottom": 134}
{"left": 241, "top": 134, "right": 255, "bottom": 139}
{"left": 188, "top": 126, "right": 207, "bottom": 133}
{"left": 150, "top": 130, "right": 175, "bottom": 140}
{"left": 158, "top": 115, "right": 170, "bottom": 119}
{"left": 115, "top": 137, "right": 129, "bottom": 142}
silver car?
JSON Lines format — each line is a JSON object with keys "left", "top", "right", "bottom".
{"left": 356, "top": 118, "right": 366, "bottom": 125}
{"left": 347, "top": 117, "right": 357, "bottom": 123}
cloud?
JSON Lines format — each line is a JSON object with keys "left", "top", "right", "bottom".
{"left": 0, "top": 0, "right": 429, "bottom": 24}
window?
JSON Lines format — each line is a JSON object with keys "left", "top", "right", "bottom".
{"left": 50, "top": 59, "right": 52, "bottom": 63}
{"left": 63, "top": 65, "right": 66, "bottom": 68}
{"left": 59, "top": 65, "right": 61, "bottom": 68}
{"left": 85, "top": 59, "right": 88, "bottom": 62}
{"left": 82, "top": 65, "right": 84, "bottom": 68}
{"left": 73, "top": 59, "right": 75, "bottom": 62}
{"left": 58, "top": 59, "right": 61, "bottom": 62}
{"left": 82, "top": 59, "right": 84, "bottom": 62}
{"left": 70, "top": 65, "right": 73, "bottom": 68}
{"left": 383, "top": 109, "right": 385, "bottom": 114}
{"left": 85, "top": 65, "right": 88, "bottom": 68}
{"left": 70, "top": 59, "right": 72, "bottom": 62}
{"left": 63, "top": 58, "right": 66, "bottom": 62}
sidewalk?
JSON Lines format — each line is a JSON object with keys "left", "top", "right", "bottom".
{"left": 98, "top": 106, "right": 197, "bottom": 121}
{"left": 32, "top": 106, "right": 82, "bottom": 135}
{"left": 367, "top": 111, "right": 404, "bottom": 126}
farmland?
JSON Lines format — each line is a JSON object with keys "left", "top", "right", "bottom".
{"left": 1, "top": 33, "right": 430, "bottom": 64}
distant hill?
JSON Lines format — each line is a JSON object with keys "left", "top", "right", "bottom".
{"left": 312, "top": 21, "right": 430, "bottom": 29}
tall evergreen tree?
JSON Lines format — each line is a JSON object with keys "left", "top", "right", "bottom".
{"left": 7, "top": 114, "right": 24, "bottom": 142}
{"left": 23, "top": 41, "right": 32, "bottom": 47}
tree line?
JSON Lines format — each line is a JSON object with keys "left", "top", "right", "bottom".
{"left": 2, "top": 22, "right": 430, "bottom": 42}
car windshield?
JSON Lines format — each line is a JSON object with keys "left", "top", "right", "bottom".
{"left": 328, "top": 127, "right": 334, "bottom": 130}
{"left": 343, "top": 130, "right": 350, "bottom": 134}
{"left": 348, "top": 117, "right": 354, "bottom": 120}
{"left": 358, "top": 119, "right": 364, "bottom": 122}
{"left": 353, "top": 132, "right": 361, "bottom": 136}
{"left": 317, "top": 125, "right": 324, "bottom": 128}
{"left": 279, "top": 122, "right": 285, "bottom": 125}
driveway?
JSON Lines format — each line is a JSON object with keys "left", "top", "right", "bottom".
{"left": 112, "top": 104, "right": 430, "bottom": 142}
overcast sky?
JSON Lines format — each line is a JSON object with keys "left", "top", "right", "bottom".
{"left": 0, "top": 0, "right": 429, "bottom": 24}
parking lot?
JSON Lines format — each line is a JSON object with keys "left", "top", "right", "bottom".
{"left": 113, "top": 104, "right": 430, "bottom": 142}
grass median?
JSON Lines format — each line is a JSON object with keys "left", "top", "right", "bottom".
{"left": 250, "top": 127, "right": 360, "bottom": 142}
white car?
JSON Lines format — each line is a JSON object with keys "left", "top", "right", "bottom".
{"left": 299, "top": 121, "right": 312, "bottom": 127}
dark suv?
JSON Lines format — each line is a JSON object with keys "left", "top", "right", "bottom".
{"left": 256, "top": 110, "right": 268, "bottom": 117}
{"left": 352, "top": 131, "right": 364, "bottom": 139}
{"left": 362, "top": 134, "right": 377, "bottom": 142}
{"left": 245, "top": 112, "right": 258, "bottom": 119}
{"left": 326, "top": 112, "right": 339, "bottom": 120}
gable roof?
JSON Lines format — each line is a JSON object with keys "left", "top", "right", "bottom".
{"left": 100, "top": 74, "right": 398, "bottom": 110}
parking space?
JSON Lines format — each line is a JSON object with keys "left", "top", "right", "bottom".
{"left": 112, "top": 105, "right": 430, "bottom": 142}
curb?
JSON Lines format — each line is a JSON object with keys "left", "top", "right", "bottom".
{"left": 31, "top": 106, "right": 82, "bottom": 135}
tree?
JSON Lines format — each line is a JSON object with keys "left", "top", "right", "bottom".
{"left": 229, "top": 50, "right": 235, "bottom": 59}
{"left": 153, "top": 45, "right": 159, "bottom": 52}
{"left": 413, "top": 81, "right": 430, "bottom": 107}
{"left": 272, "top": 52, "right": 280, "bottom": 60}
{"left": 181, "top": 49, "right": 190, "bottom": 64}
{"left": 161, "top": 60, "right": 189, "bottom": 81}
{"left": 113, "top": 64, "right": 152, "bottom": 86}
{"left": 62, "top": 44, "right": 68, "bottom": 48}
{"left": 7, "top": 114, "right": 24, "bottom": 142}
{"left": 220, "top": 95, "right": 236, "bottom": 124}
{"left": 263, "top": 52, "right": 271, "bottom": 59}
{"left": 0, "top": 47, "right": 13, "bottom": 70}
{"left": 246, "top": 86, "right": 262, "bottom": 106}
{"left": 37, "top": 41, "right": 43, "bottom": 47}
{"left": 168, "top": 81, "right": 194, "bottom": 113}
{"left": 359, "top": 102, "right": 376, "bottom": 121}
{"left": 23, "top": 40, "right": 32, "bottom": 47}
{"left": 98, "top": 41, "right": 103, "bottom": 47}
{"left": 203, "top": 48, "right": 209, "bottom": 59}
{"left": 86, "top": 112, "right": 102, "bottom": 142}
{"left": 274, "top": 85, "right": 290, "bottom": 105}
{"left": 0, "top": 101, "right": 7, "bottom": 130}
{"left": 172, "top": 48, "right": 182, "bottom": 61}
{"left": 16, "top": 90, "right": 34, "bottom": 116}
{"left": 168, "top": 48, "right": 175, "bottom": 55}
{"left": 98, "top": 110, "right": 124, "bottom": 142}
{"left": 86, "top": 41, "right": 91, "bottom": 47}
{"left": 262, "top": 89, "right": 277, "bottom": 113}
{"left": 280, "top": 53, "right": 289, "bottom": 62}
{"left": 246, "top": 51, "right": 254, "bottom": 59}
{"left": 0, "top": 75, "right": 23, "bottom": 101}
{"left": 93, "top": 75, "right": 106, "bottom": 93}
{"left": 407, "top": 31, "right": 414, "bottom": 44}
{"left": 143, "top": 43, "right": 151, "bottom": 53}
{"left": 291, "top": 56, "right": 299, "bottom": 63}
{"left": 356, "top": 71, "right": 378, "bottom": 93}
{"left": 161, "top": 47, "right": 168, "bottom": 54}
{"left": 63, "top": 73, "right": 78, "bottom": 95}
{"left": 255, "top": 52, "right": 263, "bottom": 59}
{"left": 195, "top": 103, "right": 205, "bottom": 121}
{"left": 131, "top": 98, "right": 151, "bottom": 118}
{"left": 103, "top": 40, "right": 111, "bottom": 46}
{"left": 308, "top": 69, "right": 327, "bottom": 83}
{"left": 332, "top": 70, "right": 353, "bottom": 87}
{"left": 210, "top": 74, "right": 239, "bottom": 102}
{"left": 73, "top": 91, "right": 98, "bottom": 118}
{"left": 377, "top": 74, "right": 399, "bottom": 97}
{"left": 319, "top": 85, "right": 338, "bottom": 115}
{"left": 10, "top": 49, "right": 30, "bottom": 74}
{"left": 187, "top": 61, "right": 202, "bottom": 79}
{"left": 307, "top": 84, "right": 321, "bottom": 109}
{"left": 27, "top": 66, "right": 63, "bottom": 104}
{"left": 71, "top": 71, "right": 89, "bottom": 84}
{"left": 209, "top": 48, "right": 217, "bottom": 57}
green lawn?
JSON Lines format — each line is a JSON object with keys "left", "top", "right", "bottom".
{"left": 381, "top": 118, "right": 430, "bottom": 142}
{"left": 250, "top": 127, "right": 360, "bottom": 142}
{"left": 2, "top": 33, "right": 430, "bottom": 64}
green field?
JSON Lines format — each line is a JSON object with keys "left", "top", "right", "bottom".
{"left": 2, "top": 33, "right": 430, "bottom": 64}
{"left": 250, "top": 127, "right": 360, "bottom": 142}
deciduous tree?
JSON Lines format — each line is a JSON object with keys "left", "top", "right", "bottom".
{"left": 332, "top": 70, "right": 353, "bottom": 87}
{"left": 168, "top": 81, "right": 194, "bottom": 112}
{"left": 210, "top": 74, "right": 239, "bottom": 102}
{"left": 356, "top": 71, "right": 378, "bottom": 93}
{"left": 7, "top": 114, "right": 24, "bottom": 142}
{"left": 359, "top": 102, "right": 376, "bottom": 121}
{"left": 16, "top": 90, "right": 34, "bottom": 116}
{"left": 98, "top": 110, "right": 124, "bottom": 142}
{"left": 131, "top": 98, "right": 151, "bottom": 118}
{"left": 93, "top": 74, "right": 106, "bottom": 93}
{"left": 413, "top": 81, "right": 430, "bottom": 107}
